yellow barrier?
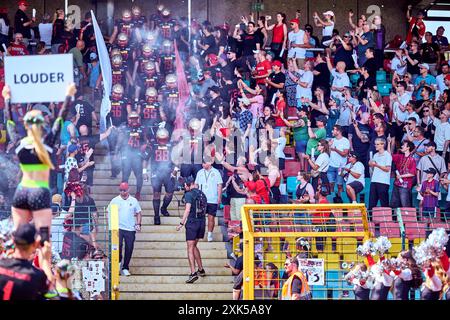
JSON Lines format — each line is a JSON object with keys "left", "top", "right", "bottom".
{"left": 241, "top": 204, "right": 370, "bottom": 300}
{"left": 110, "top": 204, "right": 120, "bottom": 300}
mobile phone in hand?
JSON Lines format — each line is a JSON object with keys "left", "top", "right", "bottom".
{"left": 40, "top": 227, "right": 49, "bottom": 246}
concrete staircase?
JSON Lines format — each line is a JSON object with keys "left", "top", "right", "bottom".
{"left": 91, "top": 144, "right": 233, "bottom": 300}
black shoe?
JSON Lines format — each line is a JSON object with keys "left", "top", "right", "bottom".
{"left": 161, "top": 207, "right": 170, "bottom": 216}
{"left": 197, "top": 268, "right": 206, "bottom": 277}
{"left": 154, "top": 216, "right": 161, "bottom": 225}
{"left": 186, "top": 272, "right": 199, "bottom": 283}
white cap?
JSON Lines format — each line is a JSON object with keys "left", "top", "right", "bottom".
{"left": 419, "top": 63, "right": 430, "bottom": 70}
{"left": 323, "top": 10, "right": 335, "bottom": 17}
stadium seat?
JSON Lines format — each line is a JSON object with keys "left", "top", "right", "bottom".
{"left": 336, "top": 238, "right": 358, "bottom": 254}
{"left": 312, "top": 288, "right": 327, "bottom": 299}
{"left": 286, "top": 177, "right": 299, "bottom": 199}
{"left": 325, "top": 270, "right": 341, "bottom": 288}
{"left": 318, "top": 253, "right": 341, "bottom": 270}
{"left": 413, "top": 238, "right": 426, "bottom": 248}
{"left": 404, "top": 222, "right": 427, "bottom": 240}
{"left": 389, "top": 238, "right": 404, "bottom": 256}
{"left": 372, "top": 207, "right": 393, "bottom": 223}
{"left": 342, "top": 254, "right": 359, "bottom": 266}
{"left": 376, "top": 70, "right": 387, "bottom": 83}
{"left": 378, "top": 222, "right": 401, "bottom": 238}
{"left": 399, "top": 207, "right": 418, "bottom": 222}
{"left": 284, "top": 146, "right": 296, "bottom": 159}
{"left": 369, "top": 222, "right": 377, "bottom": 237}
{"left": 283, "top": 160, "right": 301, "bottom": 177}
{"left": 427, "top": 222, "right": 450, "bottom": 230}
{"left": 313, "top": 237, "right": 333, "bottom": 253}
{"left": 378, "top": 83, "right": 392, "bottom": 97}
{"left": 264, "top": 252, "right": 285, "bottom": 270}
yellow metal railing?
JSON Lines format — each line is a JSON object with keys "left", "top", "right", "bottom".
{"left": 110, "top": 204, "right": 120, "bottom": 300}
{"left": 241, "top": 204, "right": 370, "bottom": 300}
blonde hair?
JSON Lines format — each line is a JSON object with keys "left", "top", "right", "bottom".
{"left": 25, "top": 110, "right": 54, "bottom": 170}
{"left": 433, "top": 260, "right": 450, "bottom": 297}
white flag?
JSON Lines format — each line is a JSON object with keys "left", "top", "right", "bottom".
{"left": 91, "top": 10, "right": 112, "bottom": 132}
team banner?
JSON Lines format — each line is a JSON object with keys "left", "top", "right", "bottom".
{"left": 4, "top": 54, "right": 73, "bottom": 103}
{"left": 298, "top": 258, "right": 325, "bottom": 286}
{"left": 91, "top": 10, "right": 112, "bottom": 132}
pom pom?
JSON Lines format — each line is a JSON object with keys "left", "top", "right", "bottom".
{"left": 357, "top": 239, "right": 374, "bottom": 257}
{"left": 413, "top": 241, "right": 434, "bottom": 267}
{"left": 373, "top": 236, "right": 392, "bottom": 255}
{"left": 427, "top": 228, "right": 448, "bottom": 256}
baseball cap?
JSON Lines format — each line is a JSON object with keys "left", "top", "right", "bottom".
{"left": 272, "top": 60, "right": 282, "bottom": 68}
{"left": 315, "top": 115, "right": 327, "bottom": 123}
{"left": 348, "top": 151, "right": 358, "bottom": 159}
{"left": 419, "top": 63, "right": 430, "bottom": 70}
{"left": 323, "top": 11, "right": 335, "bottom": 17}
{"left": 184, "top": 176, "right": 195, "bottom": 185}
{"left": 13, "top": 223, "right": 37, "bottom": 246}
{"left": 424, "top": 168, "right": 437, "bottom": 175}
{"left": 266, "top": 51, "right": 275, "bottom": 58}
{"left": 119, "top": 182, "right": 129, "bottom": 191}
{"left": 290, "top": 18, "right": 300, "bottom": 25}
{"left": 68, "top": 144, "right": 79, "bottom": 154}
{"left": 425, "top": 141, "right": 437, "bottom": 148}
{"left": 18, "top": 1, "right": 29, "bottom": 6}
{"left": 90, "top": 52, "right": 98, "bottom": 60}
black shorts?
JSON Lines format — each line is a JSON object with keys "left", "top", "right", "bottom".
{"left": 151, "top": 175, "right": 175, "bottom": 193}
{"left": 278, "top": 158, "right": 285, "bottom": 171}
{"left": 347, "top": 181, "right": 364, "bottom": 194}
{"left": 206, "top": 203, "right": 218, "bottom": 217}
{"left": 185, "top": 219, "right": 206, "bottom": 241}
{"left": 12, "top": 185, "right": 51, "bottom": 211}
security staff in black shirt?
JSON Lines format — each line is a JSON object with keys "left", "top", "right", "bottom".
{"left": 14, "top": 1, "right": 34, "bottom": 45}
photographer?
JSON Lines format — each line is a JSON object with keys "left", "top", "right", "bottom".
{"left": 0, "top": 223, "right": 52, "bottom": 300}
{"left": 176, "top": 177, "right": 207, "bottom": 284}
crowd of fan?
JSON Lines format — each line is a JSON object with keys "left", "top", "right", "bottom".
{"left": 0, "top": 0, "right": 449, "bottom": 299}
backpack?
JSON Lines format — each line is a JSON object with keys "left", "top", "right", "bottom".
{"left": 194, "top": 189, "right": 208, "bottom": 219}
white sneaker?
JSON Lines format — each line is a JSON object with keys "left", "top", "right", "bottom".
{"left": 207, "top": 232, "right": 213, "bottom": 242}
{"left": 121, "top": 269, "right": 131, "bottom": 276}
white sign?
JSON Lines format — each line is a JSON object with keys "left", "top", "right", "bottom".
{"left": 298, "top": 258, "right": 325, "bottom": 286}
{"left": 5, "top": 54, "right": 73, "bottom": 103}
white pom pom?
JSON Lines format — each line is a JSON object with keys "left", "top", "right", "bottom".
{"left": 374, "top": 236, "right": 392, "bottom": 255}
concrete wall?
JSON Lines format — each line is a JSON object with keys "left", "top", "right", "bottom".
{"left": 2, "top": 0, "right": 411, "bottom": 41}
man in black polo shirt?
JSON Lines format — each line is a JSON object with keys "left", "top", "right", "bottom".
{"left": 176, "top": 177, "right": 207, "bottom": 284}
{"left": 0, "top": 223, "right": 50, "bottom": 300}
{"left": 233, "top": 21, "right": 261, "bottom": 71}
{"left": 14, "top": 1, "right": 35, "bottom": 47}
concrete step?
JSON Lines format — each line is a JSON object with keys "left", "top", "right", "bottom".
{"left": 128, "top": 266, "right": 231, "bottom": 276}
{"left": 120, "top": 275, "right": 232, "bottom": 284}
{"left": 135, "top": 233, "right": 223, "bottom": 242}
{"left": 132, "top": 249, "right": 226, "bottom": 259}
{"left": 94, "top": 200, "right": 185, "bottom": 210}
{"left": 119, "top": 283, "right": 233, "bottom": 292}
{"left": 90, "top": 185, "right": 183, "bottom": 196}
{"left": 133, "top": 242, "right": 227, "bottom": 250}
{"left": 92, "top": 178, "right": 153, "bottom": 186}
{"left": 129, "top": 258, "right": 227, "bottom": 267}
{"left": 119, "top": 292, "right": 232, "bottom": 300}
{"left": 138, "top": 225, "right": 221, "bottom": 233}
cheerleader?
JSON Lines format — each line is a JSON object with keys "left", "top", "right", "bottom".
{"left": 367, "top": 254, "right": 394, "bottom": 300}
{"left": 437, "top": 251, "right": 450, "bottom": 300}
{"left": 2, "top": 84, "right": 76, "bottom": 233}
{"left": 421, "top": 260, "right": 443, "bottom": 300}
{"left": 392, "top": 251, "right": 423, "bottom": 300}
{"left": 345, "top": 263, "right": 373, "bottom": 300}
